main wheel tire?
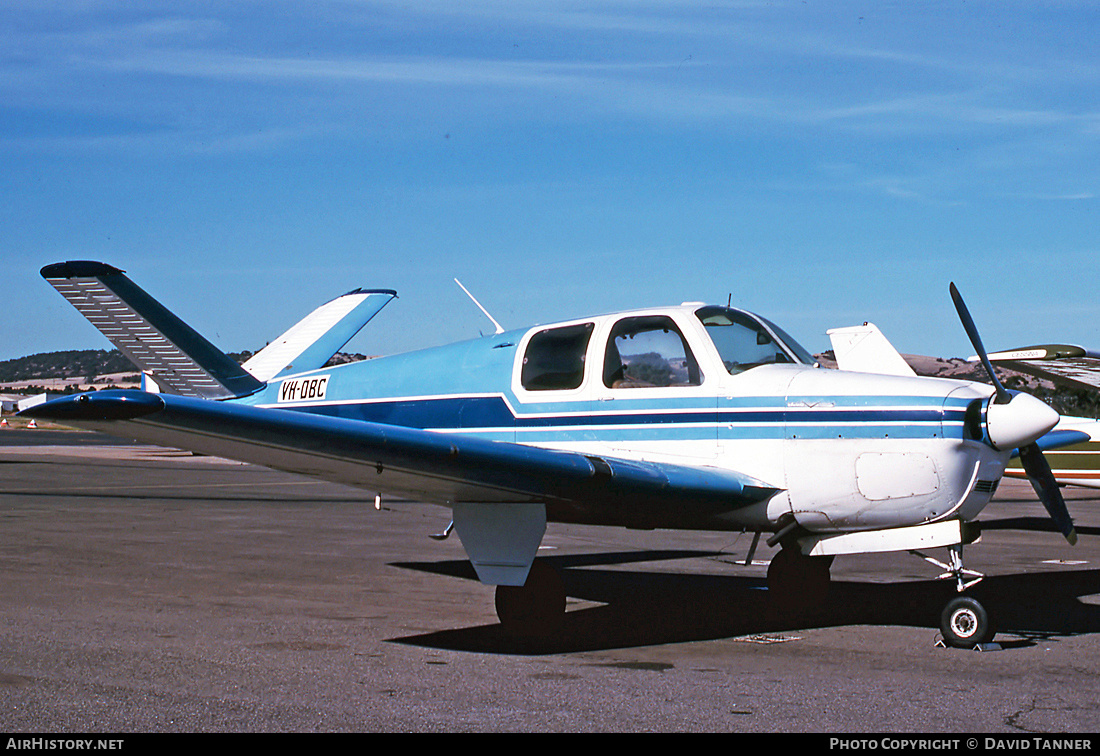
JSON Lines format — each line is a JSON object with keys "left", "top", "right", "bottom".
{"left": 940, "top": 595, "right": 995, "bottom": 648}
{"left": 494, "top": 561, "right": 566, "bottom": 638}
{"left": 767, "top": 548, "right": 831, "bottom": 615}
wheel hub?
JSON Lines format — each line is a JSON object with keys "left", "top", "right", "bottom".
{"left": 950, "top": 607, "right": 979, "bottom": 638}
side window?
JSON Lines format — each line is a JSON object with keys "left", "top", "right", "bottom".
{"left": 520, "top": 323, "right": 594, "bottom": 391}
{"left": 603, "top": 316, "right": 702, "bottom": 389}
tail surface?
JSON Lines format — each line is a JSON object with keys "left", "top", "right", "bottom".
{"left": 42, "top": 261, "right": 266, "bottom": 400}
{"left": 43, "top": 261, "right": 397, "bottom": 399}
{"left": 240, "top": 287, "right": 396, "bottom": 381}
{"left": 826, "top": 322, "right": 916, "bottom": 377}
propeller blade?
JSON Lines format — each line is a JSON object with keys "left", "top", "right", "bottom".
{"left": 949, "top": 283, "right": 1011, "bottom": 404}
{"left": 1018, "top": 442, "right": 1078, "bottom": 545}
{"left": 950, "top": 284, "right": 1074, "bottom": 544}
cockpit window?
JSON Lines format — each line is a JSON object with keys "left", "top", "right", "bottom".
{"left": 755, "top": 314, "right": 817, "bottom": 366}
{"left": 603, "top": 316, "right": 702, "bottom": 388}
{"left": 695, "top": 306, "right": 813, "bottom": 375}
{"left": 521, "top": 322, "right": 594, "bottom": 391}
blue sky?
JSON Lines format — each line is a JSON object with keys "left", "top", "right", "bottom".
{"left": 3, "top": 1, "right": 1098, "bottom": 363}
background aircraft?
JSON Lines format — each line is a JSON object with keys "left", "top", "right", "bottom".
{"left": 977, "top": 345, "right": 1100, "bottom": 490}
{"left": 24, "top": 263, "right": 1082, "bottom": 648}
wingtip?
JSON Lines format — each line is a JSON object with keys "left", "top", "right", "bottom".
{"left": 20, "top": 390, "right": 164, "bottom": 421}
{"left": 40, "top": 261, "right": 126, "bottom": 279}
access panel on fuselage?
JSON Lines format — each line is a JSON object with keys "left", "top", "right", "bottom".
{"left": 779, "top": 369, "right": 973, "bottom": 532}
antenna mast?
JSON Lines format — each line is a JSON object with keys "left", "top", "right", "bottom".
{"left": 454, "top": 279, "right": 505, "bottom": 335}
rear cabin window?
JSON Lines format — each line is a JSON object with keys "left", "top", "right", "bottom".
{"left": 603, "top": 316, "right": 702, "bottom": 388}
{"left": 520, "top": 323, "right": 595, "bottom": 391}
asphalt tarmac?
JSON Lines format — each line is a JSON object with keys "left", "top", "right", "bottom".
{"left": 2, "top": 429, "right": 1100, "bottom": 734}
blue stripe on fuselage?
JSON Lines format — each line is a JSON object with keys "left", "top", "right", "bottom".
{"left": 244, "top": 341, "right": 975, "bottom": 443}
{"left": 275, "top": 393, "right": 968, "bottom": 442}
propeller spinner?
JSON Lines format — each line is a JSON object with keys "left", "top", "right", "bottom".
{"left": 950, "top": 283, "right": 1077, "bottom": 544}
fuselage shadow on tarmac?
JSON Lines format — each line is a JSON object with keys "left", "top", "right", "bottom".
{"left": 390, "top": 551, "right": 1100, "bottom": 655}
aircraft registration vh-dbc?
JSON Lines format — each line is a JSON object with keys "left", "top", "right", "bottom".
{"left": 23, "top": 261, "right": 1086, "bottom": 649}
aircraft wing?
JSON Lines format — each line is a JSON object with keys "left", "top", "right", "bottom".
{"left": 22, "top": 390, "right": 779, "bottom": 531}
{"left": 981, "top": 344, "right": 1100, "bottom": 393}
{"left": 981, "top": 344, "right": 1100, "bottom": 489}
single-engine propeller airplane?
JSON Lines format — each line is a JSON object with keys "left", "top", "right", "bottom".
{"left": 24, "top": 262, "right": 1083, "bottom": 648}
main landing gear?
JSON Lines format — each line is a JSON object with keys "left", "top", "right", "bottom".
{"left": 494, "top": 561, "right": 567, "bottom": 638}
{"left": 766, "top": 547, "right": 833, "bottom": 616}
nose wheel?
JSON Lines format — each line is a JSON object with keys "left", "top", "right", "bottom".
{"left": 940, "top": 595, "right": 995, "bottom": 648}
{"left": 910, "top": 544, "right": 996, "bottom": 649}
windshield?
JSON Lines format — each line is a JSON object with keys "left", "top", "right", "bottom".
{"left": 695, "top": 306, "right": 815, "bottom": 375}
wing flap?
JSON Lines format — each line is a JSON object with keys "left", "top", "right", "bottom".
{"left": 23, "top": 390, "right": 779, "bottom": 528}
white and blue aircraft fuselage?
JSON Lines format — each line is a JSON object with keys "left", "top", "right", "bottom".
{"left": 26, "top": 263, "right": 1077, "bottom": 648}
{"left": 252, "top": 305, "right": 1002, "bottom": 534}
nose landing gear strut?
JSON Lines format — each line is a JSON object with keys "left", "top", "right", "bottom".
{"left": 910, "top": 544, "right": 995, "bottom": 649}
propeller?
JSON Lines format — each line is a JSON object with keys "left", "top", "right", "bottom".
{"left": 950, "top": 283, "right": 1077, "bottom": 545}
{"left": 1018, "top": 444, "right": 1077, "bottom": 545}
{"left": 950, "top": 283, "right": 1010, "bottom": 405}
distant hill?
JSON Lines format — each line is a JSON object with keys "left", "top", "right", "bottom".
{"left": 0, "top": 348, "right": 369, "bottom": 393}
{"left": 816, "top": 351, "right": 1100, "bottom": 419}
{"left": 0, "top": 350, "right": 138, "bottom": 383}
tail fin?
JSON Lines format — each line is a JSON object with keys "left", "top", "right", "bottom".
{"left": 240, "top": 288, "right": 396, "bottom": 381}
{"left": 42, "top": 261, "right": 265, "bottom": 400}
